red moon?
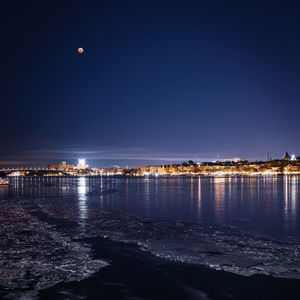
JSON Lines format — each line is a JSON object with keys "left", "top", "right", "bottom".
{"left": 77, "top": 47, "right": 84, "bottom": 54}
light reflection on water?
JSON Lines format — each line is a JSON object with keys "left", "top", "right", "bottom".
{"left": 78, "top": 177, "right": 88, "bottom": 221}
{"left": 1, "top": 175, "right": 300, "bottom": 241}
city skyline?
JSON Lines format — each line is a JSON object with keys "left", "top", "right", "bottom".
{"left": 2, "top": 153, "right": 300, "bottom": 177}
{"left": 0, "top": 149, "right": 298, "bottom": 169}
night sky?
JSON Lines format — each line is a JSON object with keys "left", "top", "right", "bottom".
{"left": 1, "top": 0, "right": 300, "bottom": 167}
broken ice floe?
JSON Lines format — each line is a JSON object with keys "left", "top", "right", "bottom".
{"left": 87, "top": 214, "right": 300, "bottom": 279}
{"left": 0, "top": 206, "right": 108, "bottom": 299}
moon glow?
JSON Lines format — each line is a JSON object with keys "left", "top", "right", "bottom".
{"left": 77, "top": 47, "right": 84, "bottom": 54}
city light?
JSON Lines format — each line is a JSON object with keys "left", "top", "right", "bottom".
{"left": 1, "top": 152, "right": 300, "bottom": 177}
{"left": 77, "top": 158, "right": 89, "bottom": 170}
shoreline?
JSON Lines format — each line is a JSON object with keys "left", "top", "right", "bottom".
{"left": 2, "top": 174, "right": 300, "bottom": 179}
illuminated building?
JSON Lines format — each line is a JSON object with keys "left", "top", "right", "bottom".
{"left": 77, "top": 158, "right": 89, "bottom": 170}
{"left": 48, "top": 161, "right": 75, "bottom": 171}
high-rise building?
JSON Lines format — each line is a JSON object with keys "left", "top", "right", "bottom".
{"left": 77, "top": 158, "right": 89, "bottom": 169}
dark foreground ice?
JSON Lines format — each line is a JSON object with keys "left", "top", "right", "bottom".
{"left": 1, "top": 189, "right": 300, "bottom": 298}
{"left": 83, "top": 211, "right": 300, "bottom": 279}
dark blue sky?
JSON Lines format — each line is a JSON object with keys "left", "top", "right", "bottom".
{"left": 1, "top": 0, "right": 300, "bottom": 167}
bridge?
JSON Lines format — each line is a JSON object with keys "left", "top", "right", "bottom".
{"left": 0, "top": 168, "right": 69, "bottom": 177}
{"left": 0, "top": 167, "right": 48, "bottom": 172}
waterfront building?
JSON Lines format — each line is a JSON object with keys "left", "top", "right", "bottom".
{"left": 48, "top": 161, "right": 75, "bottom": 171}
{"left": 77, "top": 158, "right": 89, "bottom": 170}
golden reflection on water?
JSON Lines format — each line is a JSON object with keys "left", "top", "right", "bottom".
{"left": 283, "top": 175, "right": 299, "bottom": 230}
{"left": 196, "top": 176, "right": 201, "bottom": 215}
{"left": 213, "top": 177, "right": 226, "bottom": 222}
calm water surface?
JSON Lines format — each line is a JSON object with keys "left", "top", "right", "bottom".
{"left": 1, "top": 175, "right": 299, "bottom": 241}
